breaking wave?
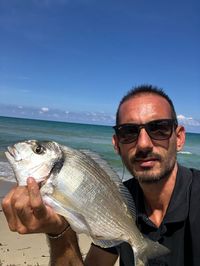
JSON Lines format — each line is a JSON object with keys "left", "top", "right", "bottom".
{"left": 178, "top": 151, "right": 192, "bottom": 155}
{"left": 0, "top": 161, "right": 15, "bottom": 182}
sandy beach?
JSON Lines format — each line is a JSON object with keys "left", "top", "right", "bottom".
{"left": 0, "top": 179, "right": 119, "bottom": 265}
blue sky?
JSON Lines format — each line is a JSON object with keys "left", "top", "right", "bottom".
{"left": 0, "top": 0, "right": 199, "bottom": 132}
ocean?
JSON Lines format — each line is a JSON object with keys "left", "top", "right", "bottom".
{"left": 0, "top": 116, "right": 199, "bottom": 183}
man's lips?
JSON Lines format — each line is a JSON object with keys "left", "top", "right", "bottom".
{"left": 134, "top": 158, "right": 158, "bottom": 167}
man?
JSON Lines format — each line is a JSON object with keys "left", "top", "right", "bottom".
{"left": 2, "top": 85, "right": 200, "bottom": 265}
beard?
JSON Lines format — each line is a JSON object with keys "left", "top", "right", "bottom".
{"left": 133, "top": 163, "right": 175, "bottom": 183}
{"left": 127, "top": 151, "right": 177, "bottom": 184}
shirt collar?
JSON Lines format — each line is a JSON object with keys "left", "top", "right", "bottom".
{"left": 164, "top": 164, "right": 192, "bottom": 223}
{"left": 135, "top": 165, "right": 192, "bottom": 224}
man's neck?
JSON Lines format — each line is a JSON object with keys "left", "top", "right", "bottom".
{"left": 139, "top": 164, "right": 178, "bottom": 227}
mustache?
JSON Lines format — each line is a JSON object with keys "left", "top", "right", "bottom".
{"left": 131, "top": 151, "right": 162, "bottom": 162}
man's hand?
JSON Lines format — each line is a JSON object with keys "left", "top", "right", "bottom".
{"left": 2, "top": 177, "right": 68, "bottom": 235}
{"left": 2, "top": 177, "right": 117, "bottom": 266}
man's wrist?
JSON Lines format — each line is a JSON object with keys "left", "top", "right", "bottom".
{"left": 47, "top": 225, "right": 84, "bottom": 266}
{"left": 47, "top": 224, "right": 71, "bottom": 240}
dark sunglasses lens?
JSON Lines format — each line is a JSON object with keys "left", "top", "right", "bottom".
{"left": 147, "top": 120, "right": 173, "bottom": 140}
{"left": 116, "top": 125, "right": 139, "bottom": 143}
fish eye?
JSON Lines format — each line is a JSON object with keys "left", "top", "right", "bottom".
{"left": 33, "top": 145, "right": 45, "bottom": 154}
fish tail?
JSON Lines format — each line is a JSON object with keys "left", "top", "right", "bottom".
{"left": 133, "top": 238, "right": 170, "bottom": 266}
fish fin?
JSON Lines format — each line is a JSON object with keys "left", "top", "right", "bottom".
{"left": 80, "top": 149, "right": 136, "bottom": 219}
{"left": 79, "top": 149, "right": 121, "bottom": 182}
{"left": 117, "top": 183, "right": 136, "bottom": 219}
{"left": 42, "top": 195, "right": 90, "bottom": 234}
{"left": 92, "top": 239, "right": 122, "bottom": 249}
{"left": 133, "top": 237, "right": 170, "bottom": 266}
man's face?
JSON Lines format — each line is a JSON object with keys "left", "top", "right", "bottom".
{"left": 113, "top": 94, "right": 185, "bottom": 183}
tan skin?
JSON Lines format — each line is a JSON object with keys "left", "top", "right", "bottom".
{"left": 2, "top": 93, "right": 185, "bottom": 265}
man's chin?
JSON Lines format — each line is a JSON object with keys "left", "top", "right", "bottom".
{"left": 133, "top": 169, "right": 166, "bottom": 183}
{"left": 137, "top": 176, "right": 164, "bottom": 184}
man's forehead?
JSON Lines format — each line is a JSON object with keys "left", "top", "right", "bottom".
{"left": 121, "top": 94, "right": 170, "bottom": 109}
{"left": 119, "top": 94, "right": 171, "bottom": 122}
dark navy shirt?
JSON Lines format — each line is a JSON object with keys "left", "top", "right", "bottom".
{"left": 96, "top": 165, "right": 200, "bottom": 266}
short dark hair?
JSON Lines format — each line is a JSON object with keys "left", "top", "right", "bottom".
{"left": 115, "top": 84, "right": 178, "bottom": 125}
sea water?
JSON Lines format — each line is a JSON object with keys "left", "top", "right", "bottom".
{"left": 0, "top": 116, "right": 199, "bottom": 182}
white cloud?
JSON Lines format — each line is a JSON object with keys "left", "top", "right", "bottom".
{"left": 177, "top": 114, "right": 186, "bottom": 120}
{"left": 178, "top": 114, "right": 193, "bottom": 121}
{"left": 177, "top": 114, "right": 200, "bottom": 126}
{"left": 40, "top": 107, "right": 49, "bottom": 112}
{"left": 0, "top": 104, "right": 199, "bottom": 131}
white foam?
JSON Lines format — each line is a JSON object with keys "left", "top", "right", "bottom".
{"left": 0, "top": 161, "right": 15, "bottom": 182}
{"left": 178, "top": 151, "right": 192, "bottom": 155}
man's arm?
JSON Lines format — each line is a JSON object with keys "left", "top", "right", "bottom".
{"left": 47, "top": 231, "right": 118, "bottom": 266}
{"left": 47, "top": 227, "right": 84, "bottom": 266}
{"left": 85, "top": 244, "right": 118, "bottom": 266}
{"left": 2, "top": 177, "right": 118, "bottom": 266}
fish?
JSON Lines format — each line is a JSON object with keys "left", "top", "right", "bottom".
{"left": 5, "top": 140, "right": 169, "bottom": 265}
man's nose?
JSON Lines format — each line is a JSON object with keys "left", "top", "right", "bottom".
{"left": 136, "top": 128, "right": 153, "bottom": 150}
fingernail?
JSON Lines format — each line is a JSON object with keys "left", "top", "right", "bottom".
{"left": 27, "top": 177, "right": 33, "bottom": 183}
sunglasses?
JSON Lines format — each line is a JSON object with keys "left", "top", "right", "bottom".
{"left": 113, "top": 119, "right": 177, "bottom": 144}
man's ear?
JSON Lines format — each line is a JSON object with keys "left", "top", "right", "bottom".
{"left": 112, "top": 135, "right": 121, "bottom": 155}
{"left": 176, "top": 125, "right": 186, "bottom": 152}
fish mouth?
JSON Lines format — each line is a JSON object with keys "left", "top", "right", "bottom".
{"left": 7, "top": 146, "right": 14, "bottom": 156}
{"left": 6, "top": 146, "right": 22, "bottom": 162}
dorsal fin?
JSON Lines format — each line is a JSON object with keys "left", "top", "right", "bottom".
{"left": 80, "top": 149, "right": 136, "bottom": 219}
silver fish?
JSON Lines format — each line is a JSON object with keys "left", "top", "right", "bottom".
{"left": 5, "top": 140, "right": 169, "bottom": 265}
